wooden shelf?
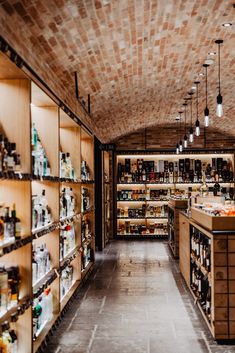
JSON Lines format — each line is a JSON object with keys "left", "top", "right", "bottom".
{"left": 0, "top": 51, "right": 95, "bottom": 353}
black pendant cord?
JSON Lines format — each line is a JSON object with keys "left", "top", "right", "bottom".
{"left": 196, "top": 84, "right": 199, "bottom": 120}
{"left": 184, "top": 105, "right": 187, "bottom": 134}
{"left": 190, "top": 96, "right": 193, "bottom": 127}
{"left": 218, "top": 42, "right": 221, "bottom": 94}
{"left": 205, "top": 65, "right": 208, "bottom": 107}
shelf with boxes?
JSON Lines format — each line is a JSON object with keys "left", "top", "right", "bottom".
{"left": 0, "top": 51, "right": 95, "bottom": 353}
{"left": 115, "top": 152, "right": 235, "bottom": 240}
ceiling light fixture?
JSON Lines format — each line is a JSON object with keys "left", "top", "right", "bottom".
{"left": 215, "top": 39, "right": 224, "bottom": 117}
{"left": 188, "top": 92, "right": 194, "bottom": 143}
{"left": 222, "top": 22, "right": 232, "bottom": 27}
{"left": 183, "top": 103, "right": 188, "bottom": 148}
{"left": 203, "top": 64, "right": 210, "bottom": 127}
{"left": 176, "top": 116, "right": 179, "bottom": 154}
{"left": 208, "top": 52, "right": 216, "bottom": 56}
{"left": 194, "top": 81, "right": 200, "bottom": 136}
{"left": 178, "top": 111, "right": 183, "bottom": 152}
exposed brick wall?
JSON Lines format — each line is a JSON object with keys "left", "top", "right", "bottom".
{"left": 0, "top": 1, "right": 234, "bottom": 142}
{"left": 114, "top": 125, "right": 235, "bottom": 150}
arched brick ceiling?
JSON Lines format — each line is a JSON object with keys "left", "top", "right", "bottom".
{"left": 0, "top": 0, "right": 234, "bottom": 143}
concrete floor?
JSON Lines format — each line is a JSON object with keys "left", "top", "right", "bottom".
{"left": 44, "top": 241, "right": 235, "bottom": 353}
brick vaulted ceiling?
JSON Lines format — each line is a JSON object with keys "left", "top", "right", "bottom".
{"left": 0, "top": 0, "right": 234, "bottom": 143}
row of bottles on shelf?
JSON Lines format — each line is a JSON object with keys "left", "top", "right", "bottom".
{"left": 81, "top": 244, "right": 92, "bottom": 271}
{"left": 32, "top": 123, "right": 91, "bottom": 180}
{"left": 117, "top": 189, "right": 170, "bottom": 201}
{"left": 0, "top": 266, "right": 20, "bottom": 316}
{"left": 118, "top": 221, "right": 168, "bottom": 236}
{"left": 117, "top": 204, "right": 168, "bottom": 218}
{"left": 0, "top": 134, "right": 21, "bottom": 176}
{"left": 0, "top": 321, "right": 17, "bottom": 353}
{"left": 0, "top": 204, "right": 21, "bottom": 245}
{"left": 117, "top": 157, "right": 234, "bottom": 183}
{"left": 32, "top": 190, "right": 52, "bottom": 230}
{"left": 60, "top": 224, "right": 76, "bottom": 260}
{"left": 191, "top": 226, "right": 211, "bottom": 272}
{"left": 190, "top": 226, "right": 211, "bottom": 320}
{"left": 32, "top": 243, "right": 51, "bottom": 286}
{"left": 60, "top": 187, "right": 75, "bottom": 219}
{"left": 33, "top": 287, "right": 53, "bottom": 340}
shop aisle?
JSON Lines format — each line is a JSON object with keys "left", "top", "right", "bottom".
{"left": 44, "top": 241, "right": 235, "bottom": 353}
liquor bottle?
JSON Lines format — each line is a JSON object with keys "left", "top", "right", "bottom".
{"left": 60, "top": 187, "right": 75, "bottom": 219}
{"left": 81, "top": 243, "right": 91, "bottom": 270}
{"left": 0, "top": 321, "right": 17, "bottom": 353}
{"left": 81, "top": 160, "right": 90, "bottom": 181}
{"left": 11, "top": 204, "right": 21, "bottom": 239}
{"left": 60, "top": 224, "right": 76, "bottom": 259}
{"left": 33, "top": 286, "right": 53, "bottom": 340}
{"left": 32, "top": 243, "right": 51, "bottom": 285}
{"left": 32, "top": 190, "right": 52, "bottom": 229}
{"left": 200, "top": 173, "right": 208, "bottom": 197}
{"left": 60, "top": 265, "right": 73, "bottom": 298}
{"left": 206, "top": 283, "right": 211, "bottom": 318}
{"left": 81, "top": 187, "right": 90, "bottom": 212}
{"left": 0, "top": 267, "right": 8, "bottom": 314}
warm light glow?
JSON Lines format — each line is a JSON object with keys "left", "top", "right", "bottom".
{"left": 183, "top": 138, "right": 188, "bottom": 148}
{"left": 179, "top": 142, "right": 183, "bottom": 152}
{"left": 216, "top": 103, "right": 223, "bottom": 117}
{"left": 204, "top": 115, "right": 209, "bottom": 127}
{"left": 195, "top": 125, "right": 200, "bottom": 136}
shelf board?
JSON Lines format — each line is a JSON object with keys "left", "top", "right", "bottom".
{"left": 32, "top": 221, "right": 58, "bottom": 239}
{"left": 0, "top": 173, "right": 32, "bottom": 181}
{"left": 117, "top": 199, "right": 169, "bottom": 203}
{"left": 33, "top": 269, "right": 57, "bottom": 297}
{"left": 81, "top": 180, "right": 95, "bottom": 184}
{"left": 117, "top": 216, "right": 168, "bottom": 220}
{"left": 81, "top": 261, "right": 93, "bottom": 279}
{"left": 59, "top": 213, "right": 80, "bottom": 223}
{"left": 0, "top": 296, "right": 31, "bottom": 325}
{"left": 0, "top": 235, "right": 32, "bottom": 257}
{"left": 60, "top": 246, "right": 79, "bottom": 265}
{"left": 117, "top": 181, "right": 234, "bottom": 186}
{"left": 60, "top": 280, "right": 79, "bottom": 310}
{"left": 116, "top": 234, "right": 168, "bottom": 239}
{"left": 33, "top": 313, "right": 58, "bottom": 353}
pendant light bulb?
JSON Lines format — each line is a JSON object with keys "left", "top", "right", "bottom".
{"left": 204, "top": 106, "right": 209, "bottom": 127}
{"left": 215, "top": 39, "right": 223, "bottom": 118}
{"left": 179, "top": 140, "right": 183, "bottom": 152}
{"left": 189, "top": 127, "right": 194, "bottom": 143}
{"left": 184, "top": 134, "right": 188, "bottom": 148}
{"left": 195, "top": 119, "right": 200, "bottom": 137}
{"left": 176, "top": 143, "right": 179, "bottom": 155}
{"left": 216, "top": 93, "right": 223, "bottom": 117}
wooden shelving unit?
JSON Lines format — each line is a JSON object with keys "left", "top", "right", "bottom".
{"left": 115, "top": 152, "right": 235, "bottom": 240}
{"left": 0, "top": 51, "right": 95, "bottom": 353}
{"left": 179, "top": 209, "right": 235, "bottom": 341}
{"left": 102, "top": 151, "right": 111, "bottom": 248}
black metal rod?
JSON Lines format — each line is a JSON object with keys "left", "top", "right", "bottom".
{"left": 88, "top": 94, "right": 91, "bottom": 114}
{"left": 74, "top": 71, "right": 79, "bottom": 99}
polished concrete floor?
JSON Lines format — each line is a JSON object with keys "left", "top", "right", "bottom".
{"left": 44, "top": 241, "right": 235, "bottom": 353}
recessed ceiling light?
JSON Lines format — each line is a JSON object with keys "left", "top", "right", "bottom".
{"left": 222, "top": 22, "right": 232, "bottom": 27}
{"left": 208, "top": 51, "right": 216, "bottom": 56}
{"left": 204, "top": 58, "right": 214, "bottom": 65}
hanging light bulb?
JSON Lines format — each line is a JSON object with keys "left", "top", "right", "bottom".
{"left": 215, "top": 39, "right": 223, "bottom": 117}
{"left": 188, "top": 92, "right": 194, "bottom": 143}
{"left": 182, "top": 103, "right": 188, "bottom": 148}
{"left": 178, "top": 111, "right": 183, "bottom": 152}
{"left": 194, "top": 81, "right": 200, "bottom": 137}
{"left": 203, "top": 64, "right": 210, "bottom": 127}
{"left": 176, "top": 143, "right": 179, "bottom": 154}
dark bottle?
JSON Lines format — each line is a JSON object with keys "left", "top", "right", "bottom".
{"left": 11, "top": 203, "right": 21, "bottom": 239}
